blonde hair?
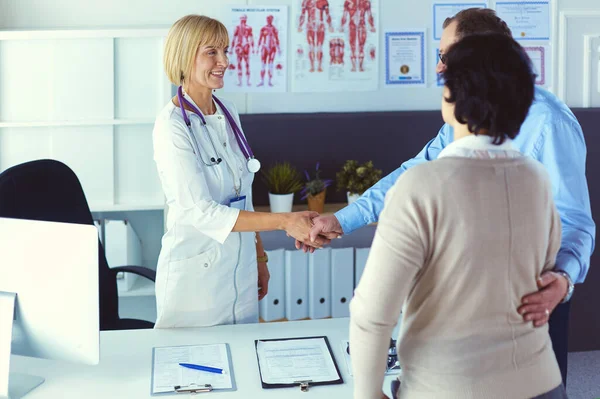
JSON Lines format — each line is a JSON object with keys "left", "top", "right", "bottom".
{"left": 163, "top": 15, "right": 229, "bottom": 86}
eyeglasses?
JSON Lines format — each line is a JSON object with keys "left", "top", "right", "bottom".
{"left": 438, "top": 53, "right": 447, "bottom": 64}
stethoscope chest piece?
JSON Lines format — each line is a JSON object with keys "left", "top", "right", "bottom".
{"left": 247, "top": 158, "right": 261, "bottom": 173}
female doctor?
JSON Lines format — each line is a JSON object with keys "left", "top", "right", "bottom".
{"left": 153, "top": 15, "right": 325, "bottom": 328}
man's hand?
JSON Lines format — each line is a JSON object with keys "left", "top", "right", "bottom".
{"left": 380, "top": 392, "right": 391, "bottom": 399}
{"left": 518, "top": 271, "right": 569, "bottom": 327}
{"left": 295, "top": 214, "right": 343, "bottom": 253}
{"left": 283, "top": 211, "right": 330, "bottom": 248}
{"left": 258, "top": 260, "right": 270, "bottom": 300}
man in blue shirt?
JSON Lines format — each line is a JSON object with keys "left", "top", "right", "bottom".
{"left": 304, "top": 8, "right": 595, "bottom": 386}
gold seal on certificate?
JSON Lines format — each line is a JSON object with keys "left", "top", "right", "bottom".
{"left": 400, "top": 65, "right": 410, "bottom": 74}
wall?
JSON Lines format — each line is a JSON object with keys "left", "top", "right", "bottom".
{"left": 4, "top": 0, "right": 599, "bottom": 112}
{"left": 554, "top": 0, "right": 600, "bottom": 107}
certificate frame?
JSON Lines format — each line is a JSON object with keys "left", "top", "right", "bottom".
{"left": 385, "top": 31, "right": 426, "bottom": 86}
{"left": 495, "top": 1, "right": 551, "bottom": 41}
{"left": 433, "top": 2, "right": 487, "bottom": 40}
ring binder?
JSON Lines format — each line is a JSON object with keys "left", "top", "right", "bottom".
{"left": 294, "top": 380, "right": 313, "bottom": 392}
{"left": 174, "top": 383, "right": 213, "bottom": 393}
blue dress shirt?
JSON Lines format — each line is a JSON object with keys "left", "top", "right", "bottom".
{"left": 335, "top": 87, "right": 595, "bottom": 284}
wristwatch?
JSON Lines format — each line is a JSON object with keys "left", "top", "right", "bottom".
{"left": 555, "top": 271, "right": 574, "bottom": 303}
{"left": 257, "top": 253, "right": 269, "bottom": 263}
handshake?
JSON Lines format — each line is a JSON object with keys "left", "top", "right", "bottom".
{"left": 281, "top": 211, "right": 344, "bottom": 252}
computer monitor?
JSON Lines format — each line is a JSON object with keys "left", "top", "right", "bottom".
{"left": 0, "top": 217, "right": 99, "bottom": 399}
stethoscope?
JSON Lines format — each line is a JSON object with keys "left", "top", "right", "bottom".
{"left": 177, "top": 86, "right": 261, "bottom": 174}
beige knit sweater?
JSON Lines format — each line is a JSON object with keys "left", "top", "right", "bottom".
{"left": 349, "top": 138, "right": 563, "bottom": 399}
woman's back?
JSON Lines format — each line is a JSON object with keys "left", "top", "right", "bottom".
{"left": 349, "top": 32, "right": 566, "bottom": 399}
{"left": 385, "top": 154, "right": 562, "bottom": 398}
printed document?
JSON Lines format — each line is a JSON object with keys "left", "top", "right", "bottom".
{"left": 256, "top": 337, "right": 340, "bottom": 384}
{"left": 152, "top": 344, "right": 232, "bottom": 394}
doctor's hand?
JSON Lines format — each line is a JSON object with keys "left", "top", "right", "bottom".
{"left": 257, "top": 260, "right": 270, "bottom": 301}
{"left": 282, "top": 211, "right": 330, "bottom": 249}
{"left": 295, "top": 214, "right": 343, "bottom": 253}
{"left": 518, "top": 271, "right": 568, "bottom": 327}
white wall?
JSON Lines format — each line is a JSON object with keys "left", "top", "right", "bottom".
{"left": 2, "top": 0, "right": 600, "bottom": 112}
{"left": 554, "top": 0, "right": 600, "bottom": 107}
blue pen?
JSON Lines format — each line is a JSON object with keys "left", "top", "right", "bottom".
{"left": 179, "top": 363, "right": 225, "bottom": 374}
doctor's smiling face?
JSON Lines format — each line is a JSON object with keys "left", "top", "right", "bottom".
{"left": 190, "top": 43, "right": 230, "bottom": 92}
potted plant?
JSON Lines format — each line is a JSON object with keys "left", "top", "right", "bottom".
{"left": 262, "top": 162, "right": 303, "bottom": 213}
{"left": 336, "top": 160, "right": 382, "bottom": 204}
{"left": 300, "top": 162, "right": 333, "bottom": 214}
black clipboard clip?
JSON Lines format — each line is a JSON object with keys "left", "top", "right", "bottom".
{"left": 174, "top": 383, "right": 213, "bottom": 394}
{"left": 294, "top": 380, "right": 313, "bottom": 392}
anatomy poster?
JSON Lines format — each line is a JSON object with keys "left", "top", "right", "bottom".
{"left": 225, "top": 6, "right": 288, "bottom": 93}
{"left": 292, "top": 0, "right": 380, "bottom": 92}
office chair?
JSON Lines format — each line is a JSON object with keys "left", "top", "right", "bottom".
{"left": 0, "top": 159, "right": 156, "bottom": 330}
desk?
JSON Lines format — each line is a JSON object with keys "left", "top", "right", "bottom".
{"left": 11, "top": 318, "right": 398, "bottom": 398}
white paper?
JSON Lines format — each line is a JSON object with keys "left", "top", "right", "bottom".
{"left": 524, "top": 45, "right": 551, "bottom": 86}
{"left": 495, "top": 1, "right": 551, "bottom": 40}
{"left": 291, "top": 0, "right": 379, "bottom": 92}
{"left": 152, "top": 344, "right": 232, "bottom": 394}
{"left": 385, "top": 32, "right": 426, "bottom": 86}
{"left": 256, "top": 338, "right": 340, "bottom": 384}
{"left": 225, "top": 6, "right": 288, "bottom": 93}
{"left": 433, "top": 2, "right": 488, "bottom": 40}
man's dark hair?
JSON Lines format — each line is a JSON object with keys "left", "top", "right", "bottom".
{"left": 441, "top": 33, "right": 536, "bottom": 144}
{"left": 443, "top": 8, "right": 512, "bottom": 39}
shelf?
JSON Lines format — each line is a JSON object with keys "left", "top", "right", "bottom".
{"left": 118, "top": 276, "right": 155, "bottom": 298}
{"left": 0, "top": 27, "right": 170, "bottom": 41}
{"left": 0, "top": 118, "right": 156, "bottom": 128}
{"left": 254, "top": 202, "right": 347, "bottom": 215}
{"left": 90, "top": 203, "right": 165, "bottom": 212}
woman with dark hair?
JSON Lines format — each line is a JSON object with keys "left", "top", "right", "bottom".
{"left": 349, "top": 33, "right": 566, "bottom": 399}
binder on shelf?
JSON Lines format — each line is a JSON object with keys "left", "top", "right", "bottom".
{"left": 308, "top": 248, "right": 331, "bottom": 319}
{"left": 284, "top": 250, "right": 308, "bottom": 321}
{"left": 354, "top": 247, "right": 370, "bottom": 288}
{"left": 259, "top": 249, "right": 286, "bottom": 322}
{"left": 104, "top": 219, "right": 143, "bottom": 292}
{"left": 331, "top": 248, "right": 354, "bottom": 318}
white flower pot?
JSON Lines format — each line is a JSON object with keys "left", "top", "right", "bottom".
{"left": 347, "top": 192, "right": 361, "bottom": 204}
{"left": 269, "top": 193, "right": 294, "bottom": 213}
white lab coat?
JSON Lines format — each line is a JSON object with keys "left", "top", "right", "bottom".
{"left": 152, "top": 95, "right": 258, "bottom": 328}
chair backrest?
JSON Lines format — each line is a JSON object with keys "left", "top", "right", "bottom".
{"left": 0, "top": 159, "right": 119, "bottom": 330}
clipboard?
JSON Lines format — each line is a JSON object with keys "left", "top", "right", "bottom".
{"left": 150, "top": 343, "right": 237, "bottom": 396}
{"left": 254, "top": 336, "right": 344, "bottom": 392}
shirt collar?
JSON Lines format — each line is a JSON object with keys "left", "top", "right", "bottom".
{"left": 438, "top": 134, "right": 518, "bottom": 159}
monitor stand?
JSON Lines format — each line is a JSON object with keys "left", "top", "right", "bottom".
{"left": 0, "top": 292, "right": 45, "bottom": 399}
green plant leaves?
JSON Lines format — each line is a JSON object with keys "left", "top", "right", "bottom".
{"left": 261, "top": 162, "right": 303, "bottom": 194}
{"left": 336, "top": 160, "right": 382, "bottom": 195}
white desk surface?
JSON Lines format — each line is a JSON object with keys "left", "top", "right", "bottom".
{"left": 11, "top": 318, "right": 398, "bottom": 398}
